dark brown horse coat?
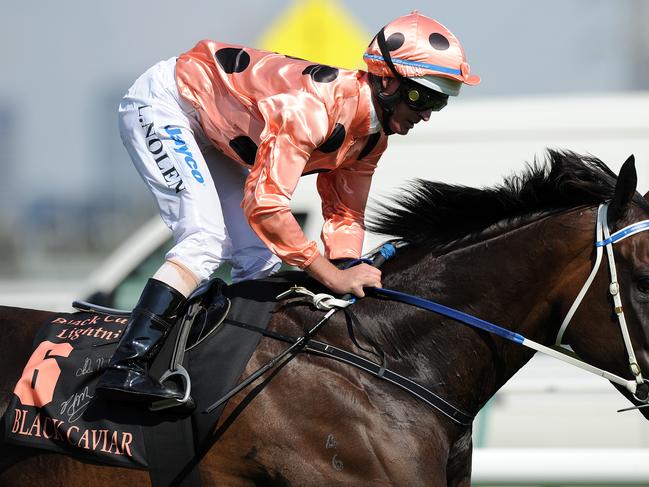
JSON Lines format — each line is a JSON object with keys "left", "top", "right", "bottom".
{"left": 2, "top": 151, "right": 649, "bottom": 486}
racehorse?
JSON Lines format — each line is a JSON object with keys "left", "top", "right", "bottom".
{"left": 2, "top": 150, "right": 649, "bottom": 486}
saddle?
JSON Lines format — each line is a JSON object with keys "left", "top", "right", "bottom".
{"left": 2, "top": 273, "right": 309, "bottom": 485}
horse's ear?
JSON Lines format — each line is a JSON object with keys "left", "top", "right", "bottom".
{"left": 609, "top": 155, "right": 637, "bottom": 223}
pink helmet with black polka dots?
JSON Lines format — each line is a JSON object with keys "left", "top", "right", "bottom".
{"left": 364, "top": 11, "right": 480, "bottom": 96}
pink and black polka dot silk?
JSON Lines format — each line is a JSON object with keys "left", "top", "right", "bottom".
{"left": 176, "top": 41, "right": 388, "bottom": 269}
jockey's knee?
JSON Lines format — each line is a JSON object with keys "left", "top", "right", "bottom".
{"left": 165, "top": 231, "right": 230, "bottom": 283}
{"left": 230, "top": 248, "right": 281, "bottom": 283}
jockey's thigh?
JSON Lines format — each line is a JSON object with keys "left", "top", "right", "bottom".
{"left": 202, "top": 147, "right": 282, "bottom": 283}
{"left": 118, "top": 57, "right": 230, "bottom": 282}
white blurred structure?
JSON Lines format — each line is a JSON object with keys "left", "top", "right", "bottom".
{"left": 473, "top": 448, "right": 649, "bottom": 485}
{"left": 478, "top": 355, "right": 649, "bottom": 449}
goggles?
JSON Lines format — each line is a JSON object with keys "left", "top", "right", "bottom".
{"left": 400, "top": 80, "right": 448, "bottom": 111}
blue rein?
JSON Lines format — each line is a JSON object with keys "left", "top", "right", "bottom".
{"left": 349, "top": 243, "right": 526, "bottom": 347}
{"left": 369, "top": 287, "right": 525, "bottom": 345}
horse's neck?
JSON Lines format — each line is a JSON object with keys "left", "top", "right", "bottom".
{"left": 369, "top": 208, "right": 595, "bottom": 416}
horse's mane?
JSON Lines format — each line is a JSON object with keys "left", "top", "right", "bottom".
{"left": 369, "top": 149, "right": 648, "bottom": 249}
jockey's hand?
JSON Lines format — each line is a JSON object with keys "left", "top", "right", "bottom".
{"left": 305, "top": 254, "right": 382, "bottom": 298}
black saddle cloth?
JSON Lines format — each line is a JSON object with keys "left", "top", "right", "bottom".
{"left": 1, "top": 272, "right": 311, "bottom": 473}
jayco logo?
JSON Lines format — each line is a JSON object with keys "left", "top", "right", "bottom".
{"left": 164, "top": 126, "right": 205, "bottom": 184}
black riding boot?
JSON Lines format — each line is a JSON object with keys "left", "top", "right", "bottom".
{"left": 96, "top": 278, "right": 187, "bottom": 403}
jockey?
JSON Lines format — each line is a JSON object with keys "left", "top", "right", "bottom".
{"left": 96, "top": 11, "right": 480, "bottom": 404}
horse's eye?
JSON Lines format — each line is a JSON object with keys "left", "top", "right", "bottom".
{"left": 638, "top": 277, "right": 649, "bottom": 294}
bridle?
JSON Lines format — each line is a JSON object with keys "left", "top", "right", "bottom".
{"left": 556, "top": 203, "right": 649, "bottom": 402}
{"left": 372, "top": 202, "right": 649, "bottom": 405}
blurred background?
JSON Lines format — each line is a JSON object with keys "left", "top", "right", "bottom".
{"left": 2, "top": 0, "right": 649, "bottom": 281}
{"left": 2, "top": 1, "right": 649, "bottom": 484}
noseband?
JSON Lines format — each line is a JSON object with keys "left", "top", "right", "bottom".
{"left": 556, "top": 203, "right": 649, "bottom": 402}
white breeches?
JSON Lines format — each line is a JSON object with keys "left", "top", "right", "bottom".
{"left": 118, "top": 58, "right": 281, "bottom": 283}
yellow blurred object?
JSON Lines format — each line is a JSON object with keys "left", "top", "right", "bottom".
{"left": 257, "top": 0, "right": 369, "bottom": 70}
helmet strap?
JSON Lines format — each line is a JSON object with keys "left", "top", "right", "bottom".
{"left": 369, "top": 74, "right": 397, "bottom": 135}
{"left": 376, "top": 27, "right": 404, "bottom": 80}
{"left": 369, "top": 27, "right": 456, "bottom": 133}
{"left": 371, "top": 27, "right": 407, "bottom": 136}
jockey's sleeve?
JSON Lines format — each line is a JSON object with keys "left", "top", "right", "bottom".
{"left": 242, "top": 91, "right": 330, "bottom": 269}
{"left": 316, "top": 154, "right": 381, "bottom": 260}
